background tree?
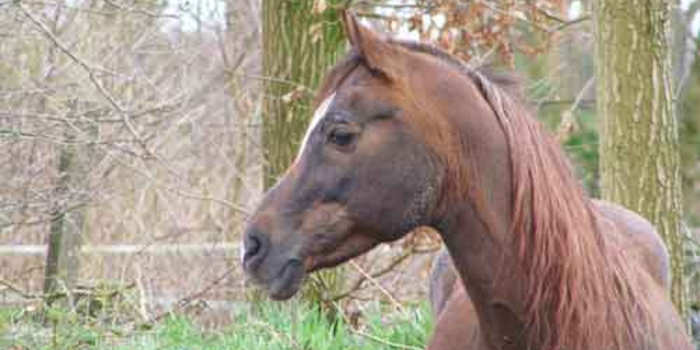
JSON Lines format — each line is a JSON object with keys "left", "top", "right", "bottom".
{"left": 593, "top": 0, "right": 687, "bottom": 316}
{"left": 32, "top": 2, "right": 85, "bottom": 298}
{"left": 1, "top": 0, "right": 257, "bottom": 310}
{"left": 262, "top": 0, "right": 346, "bottom": 186}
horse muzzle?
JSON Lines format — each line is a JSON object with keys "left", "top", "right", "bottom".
{"left": 242, "top": 227, "right": 306, "bottom": 300}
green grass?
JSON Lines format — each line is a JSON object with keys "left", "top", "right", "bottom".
{"left": 1, "top": 300, "right": 433, "bottom": 350}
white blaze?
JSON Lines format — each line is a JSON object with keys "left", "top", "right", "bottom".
{"left": 295, "top": 92, "right": 336, "bottom": 162}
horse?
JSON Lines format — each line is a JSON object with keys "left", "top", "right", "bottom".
{"left": 241, "top": 11, "right": 692, "bottom": 350}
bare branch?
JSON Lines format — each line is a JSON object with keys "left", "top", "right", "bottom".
{"left": 0, "top": 279, "right": 41, "bottom": 299}
{"left": 102, "top": 0, "right": 179, "bottom": 19}
{"left": 556, "top": 76, "right": 595, "bottom": 142}
{"left": 17, "top": 3, "right": 152, "bottom": 155}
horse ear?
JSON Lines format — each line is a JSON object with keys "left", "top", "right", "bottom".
{"left": 341, "top": 10, "right": 396, "bottom": 78}
{"left": 341, "top": 10, "right": 363, "bottom": 50}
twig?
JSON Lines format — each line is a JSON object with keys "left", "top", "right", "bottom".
{"left": 134, "top": 264, "right": 150, "bottom": 322}
{"left": 247, "top": 319, "right": 304, "bottom": 350}
{"left": 147, "top": 268, "right": 234, "bottom": 323}
{"left": 533, "top": 5, "right": 568, "bottom": 23}
{"left": 556, "top": 76, "right": 594, "bottom": 142}
{"left": 533, "top": 5, "right": 591, "bottom": 31}
{"left": 0, "top": 201, "right": 89, "bottom": 230}
{"left": 331, "top": 249, "right": 413, "bottom": 301}
{"left": 345, "top": 260, "right": 405, "bottom": 313}
{"left": 104, "top": 152, "right": 251, "bottom": 216}
{"left": 539, "top": 98, "right": 596, "bottom": 107}
{"left": 330, "top": 241, "right": 438, "bottom": 302}
{"left": 330, "top": 301, "right": 423, "bottom": 350}
{"left": 18, "top": 4, "right": 152, "bottom": 156}
{"left": 102, "top": 0, "right": 179, "bottom": 19}
{"left": 550, "top": 15, "right": 590, "bottom": 32}
{"left": 0, "top": 279, "right": 41, "bottom": 299}
{"left": 233, "top": 72, "right": 312, "bottom": 92}
{"left": 477, "top": 1, "right": 590, "bottom": 34}
{"left": 351, "top": 1, "right": 431, "bottom": 10}
{"left": 350, "top": 328, "right": 424, "bottom": 350}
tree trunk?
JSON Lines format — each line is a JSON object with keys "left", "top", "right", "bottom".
{"left": 43, "top": 139, "right": 83, "bottom": 299}
{"left": 262, "top": 0, "right": 345, "bottom": 187}
{"left": 43, "top": 104, "right": 86, "bottom": 300}
{"left": 593, "top": 0, "right": 687, "bottom": 317}
{"left": 41, "top": 6, "right": 82, "bottom": 299}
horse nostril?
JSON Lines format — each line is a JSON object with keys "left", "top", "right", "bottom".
{"left": 245, "top": 236, "right": 260, "bottom": 259}
{"left": 243, "top": 229, "right": 268, "bottom": 271}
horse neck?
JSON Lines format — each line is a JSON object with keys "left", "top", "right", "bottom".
{"left": 427, "top": 72, "right": 535, "bottom": 348}
{"left": 435, "top": 183, "right": 529, "bottom": 349}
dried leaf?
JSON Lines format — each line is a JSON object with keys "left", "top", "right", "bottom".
{"left": 312, "top": 0, "right": 327, "bottom": 14}
{"left": 309, "top": 22, "right": 324, "bottom": 44}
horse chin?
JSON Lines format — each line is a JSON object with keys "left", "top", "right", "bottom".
{"left": 267, "top": 259, "right": 305, "bottom": 301}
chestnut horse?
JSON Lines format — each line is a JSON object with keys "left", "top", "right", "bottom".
{"left": 242, "top": 12, "right": 692, "bottom": 350}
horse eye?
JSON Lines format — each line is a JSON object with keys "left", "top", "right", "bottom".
{"left": 328, "top": 128, "right": 355, "bottom": 147}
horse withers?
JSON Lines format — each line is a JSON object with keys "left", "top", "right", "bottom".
{"left": 241, "top": 11, "right": 692, "bottom": 350}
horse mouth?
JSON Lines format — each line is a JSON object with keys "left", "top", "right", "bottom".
{"left": 267, "top": 259, "right": 305, "bottom": 300}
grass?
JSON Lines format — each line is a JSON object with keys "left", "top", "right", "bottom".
{"left": 0, "top": 300, "right": 433, "bottom": 350}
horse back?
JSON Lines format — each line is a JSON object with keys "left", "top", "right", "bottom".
{"left": 592, "top": 199, "right": 671, "bottom": 289}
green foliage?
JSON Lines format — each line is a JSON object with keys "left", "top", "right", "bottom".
{"left": 1, "top": 300, "right": 433, "bottom": 349}
{"left": 562, "top": 110, "right": 600, "bottom": 197}
{"left": 680, "top": 52, "right": 700, "bottom": 226}
{"left": 299, "top": 266, "right": 347, "bottom": 318}
{"left": 362, "top": 302, "right": 432, "bottom": 348}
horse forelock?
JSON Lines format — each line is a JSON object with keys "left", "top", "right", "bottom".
{"left": 322, "top": 39, "right": 667, "bottom": 350}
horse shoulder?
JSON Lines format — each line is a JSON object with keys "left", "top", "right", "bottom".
{"left": 429, "top": 247, "right": 459, "bottom": 317}
{"left": 428, "top": 282, "right": 486, "bottom": 350}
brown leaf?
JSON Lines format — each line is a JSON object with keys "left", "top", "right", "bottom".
{"left": 312, "top": 0, "right": 327, "bottom": 14}
{"left": 309, "top": 22, "right": 324, "bottom": 44}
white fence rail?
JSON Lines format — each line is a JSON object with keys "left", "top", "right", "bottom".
{"left": 0, "top": 243, "right": 240, "bottom": 255}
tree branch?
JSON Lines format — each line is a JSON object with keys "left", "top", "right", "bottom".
{"left": 556, "top": 76, "right": 595, "bottom": 142}
{"left": 18, "top": 4, "right": 152, "bottom": 156}
{"left": 0, "top": 279, "right": 41, "bottom": 299}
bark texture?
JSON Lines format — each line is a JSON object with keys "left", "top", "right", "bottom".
{"left": 593, "top": 0, "right": 687, "bottom": 316}
{"left": 262, "top": 0, "right": 345, "bottom": 188}
{"left": 41, "top": 6, "right": 82, "bottom": 297}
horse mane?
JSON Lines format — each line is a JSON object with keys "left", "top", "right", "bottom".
{"left": 384, "top": 41, "right": 661, "bottom": 350}
{"left": 473, "top": 73, "right": 660, "bottom": 350}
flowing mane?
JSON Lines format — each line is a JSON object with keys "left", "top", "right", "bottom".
{"left": 334, "top": 40, "right": 662, "bottom": 350}
{"left": 469, "top": 71, "right": 659, "bottom": 350}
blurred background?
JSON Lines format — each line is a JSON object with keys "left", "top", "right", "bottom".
{"left": 0, "top": 0, "right": 698, "bottom": 348}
